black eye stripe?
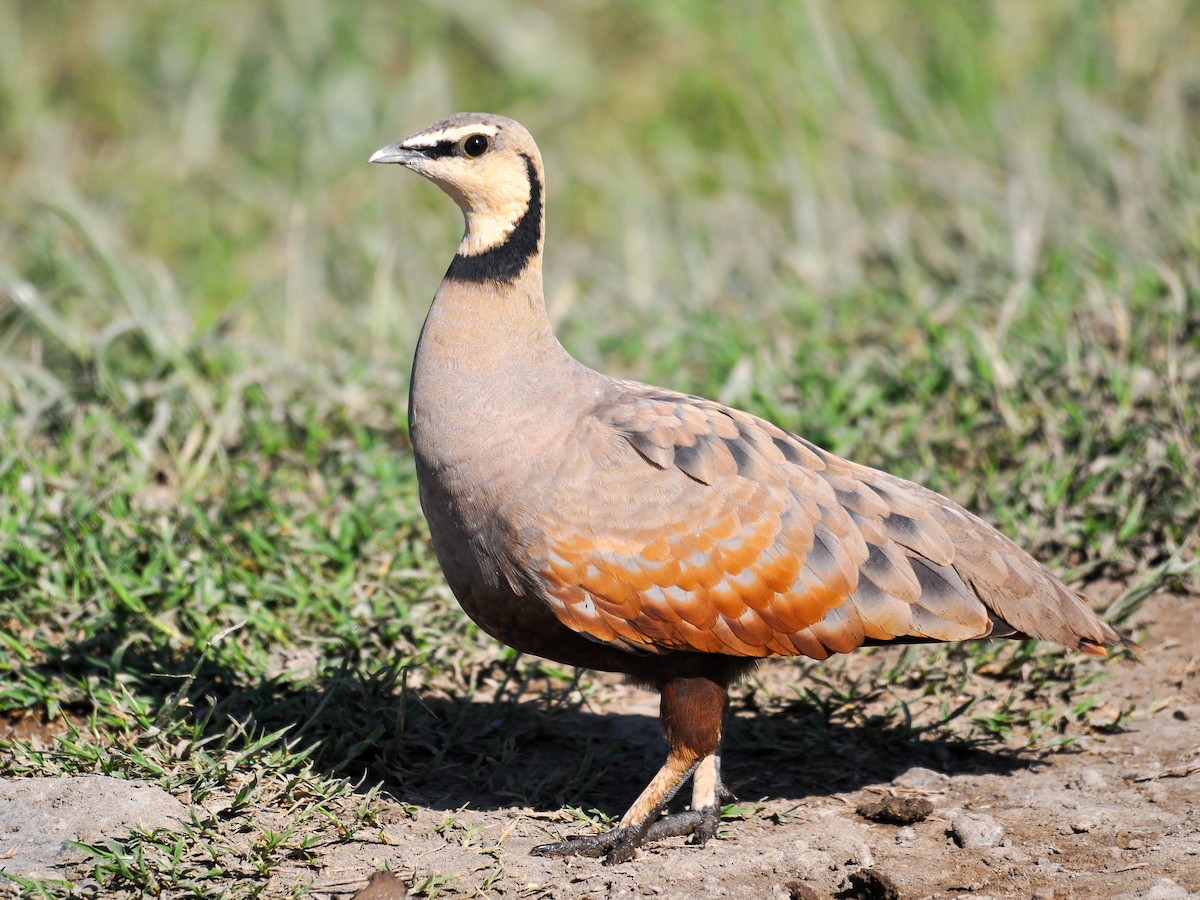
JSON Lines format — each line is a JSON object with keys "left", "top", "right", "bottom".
{"left": 409, "top": 135, "right": 492, "bottom": 160}
{"left": 418, "top": 141, "right": 457, "bottom": 159}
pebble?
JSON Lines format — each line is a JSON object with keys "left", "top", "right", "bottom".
{"left": 951, "top": 812, "right": 1006, "bottom": 850}
{"left": 845, "top": 869, "right": 901, "bottom": 900}
{"left": 895, "top": 827, "right": 916, "bottom": 846}
{"left": 1117, "top": 831, "right": 1149, "bottom": 850}
{"left": 856, "top": 796, "right": 934, "bottom": 825}
{"left": 1072, "top": 769, "right": 1107, "bottom": 791}
{"left": 1141, "top": 877, "right": 1190, "bottom": 899}
{"left": 1034, "top": 857, "right": 1061, "bottom": 875}
{"left": 352, "top": 871, "right": 411, "bottom": 900}
{"left": 773, "top": 881, "right": 822, "bottom": 900}
{"left": 893, "top": 767, "right": 949, "bottom": 791}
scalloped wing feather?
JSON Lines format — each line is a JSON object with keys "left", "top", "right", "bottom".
{"left": 531, "top": 387, "right": 1091, "bottom": 661}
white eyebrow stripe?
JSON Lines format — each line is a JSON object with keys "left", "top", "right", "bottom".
{"left": 405, "top": 123, "right": 500, "bottom": 147}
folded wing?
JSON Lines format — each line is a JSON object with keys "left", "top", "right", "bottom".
{"left": 532, "top": 386, "right": 1121, "bottom": 663}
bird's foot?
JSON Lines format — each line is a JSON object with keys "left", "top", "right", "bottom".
{"left": 531, "top": 804, "right": 723, "bottom": 865}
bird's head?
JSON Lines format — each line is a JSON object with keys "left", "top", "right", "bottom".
{"left": 370, "top": 113, "right": 544, "bottom": 267}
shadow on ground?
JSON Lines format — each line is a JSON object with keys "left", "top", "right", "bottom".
{"left": 10, "top": 629, "right": 1034, "bottom": 822}
{"left": 349, "top": 689, "right": 1033, "bottom": 820}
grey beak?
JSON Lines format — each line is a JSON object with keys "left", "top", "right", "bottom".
{"left": 369, "top": 143, "right": 424, "bottom": 165}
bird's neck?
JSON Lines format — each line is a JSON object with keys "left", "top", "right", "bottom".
{"left": 418, "top": 264, "right": 562, "bottom": 375}
{"left": 408, "top": 263, "right": 588, "bottom": 461}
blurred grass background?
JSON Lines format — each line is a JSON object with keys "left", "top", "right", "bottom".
{"left": 1, "top": 0, "right": 1199, "bottom": 894}
{"left": 4, "top": 1, "right": 1198, "bottom": 348}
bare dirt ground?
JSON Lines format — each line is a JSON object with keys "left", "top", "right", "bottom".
{"left": 277, "top": 590, "right": 1198, "bottom": 899}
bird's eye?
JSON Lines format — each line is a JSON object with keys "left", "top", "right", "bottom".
{"left": 462, "top": 134, "right": 490, "bottom": 158}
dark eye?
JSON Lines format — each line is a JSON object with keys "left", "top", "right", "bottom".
{"left": 462, "top": 134, "right": 489, "bottom": 158}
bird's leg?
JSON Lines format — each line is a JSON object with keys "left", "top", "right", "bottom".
{"left": 673, "top": 752, "right": 731, "bottom": 845}
{"left": 531, "top": 676, "right": 727, "bottom": 865}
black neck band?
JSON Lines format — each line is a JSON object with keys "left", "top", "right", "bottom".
{"left": 445, "top": 154, "right": 542, "bottom": 284}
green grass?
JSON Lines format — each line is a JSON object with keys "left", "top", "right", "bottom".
{"left": 2, "top": 0, "right": 1199, "bottom": 895}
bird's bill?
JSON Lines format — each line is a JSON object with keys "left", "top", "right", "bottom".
{"left": 368, "top": 143, "right": 426, "bottom": 166}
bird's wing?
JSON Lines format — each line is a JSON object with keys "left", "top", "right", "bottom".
{"left": 533, "top": 386, "right": 1019, "bottom": 660}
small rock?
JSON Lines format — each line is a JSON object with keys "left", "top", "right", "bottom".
{"left": 895, "top": 827, "right": 916, "bottom": 846}
{"left": 1031, "top": 887, "right": 1055, "bottom": 899}
{"left": 1119, "top": 833, "right": 1147, "bottom": 850}
{"left": 1141, "top": 877, "right": 1190, "bottom": 899}
{"left": 0, "top": 775, "right": 188, "bottom": 882}
{"left": 1072, "top": 769, "right": 1107, "bottom": 791}
{"left": 798, "top": 827, "right": 877, "bottom": 876}
{"left": 353, "top": 871, "right": 410, "bottom": 900}
{"left": 951, "top": 812, "right": 1005, "bottom": 849}
{"left": 774, "top": 881, "right": 822, "bottom": 900}
{"left": 1069, "top": 817, "right": 1096, "bottom": 833}
{"left": 893, "top": 767, "right": 949, "bottom": 790}
{"left": 856, "top": 796, "right": 934, "bottom": 825}
{"left": 1034, "top": 857, "right": 1061, "bottom": 875}
{"left": 985, "top": 846, "right": 1027, "bottom": 864}
{"left": 844, "top": 869, "right": 901, "bottom": 900}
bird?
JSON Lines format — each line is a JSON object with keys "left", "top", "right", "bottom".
{"left": 369, "top": 113, "right": 1130, "bottom": 865}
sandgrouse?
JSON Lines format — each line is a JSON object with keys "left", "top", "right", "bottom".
{"left": 370, "top": 113, "right": 1128, "bottom": 864}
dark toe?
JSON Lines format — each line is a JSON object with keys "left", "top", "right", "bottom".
{"left": 643, "top": 805, "right": 722, "bottom": 846}
{"left": 686, "top": 804, "right": 722, "bottom": 846}
{"left": 531, "top": 831, "right": 620, "bottom": 859}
